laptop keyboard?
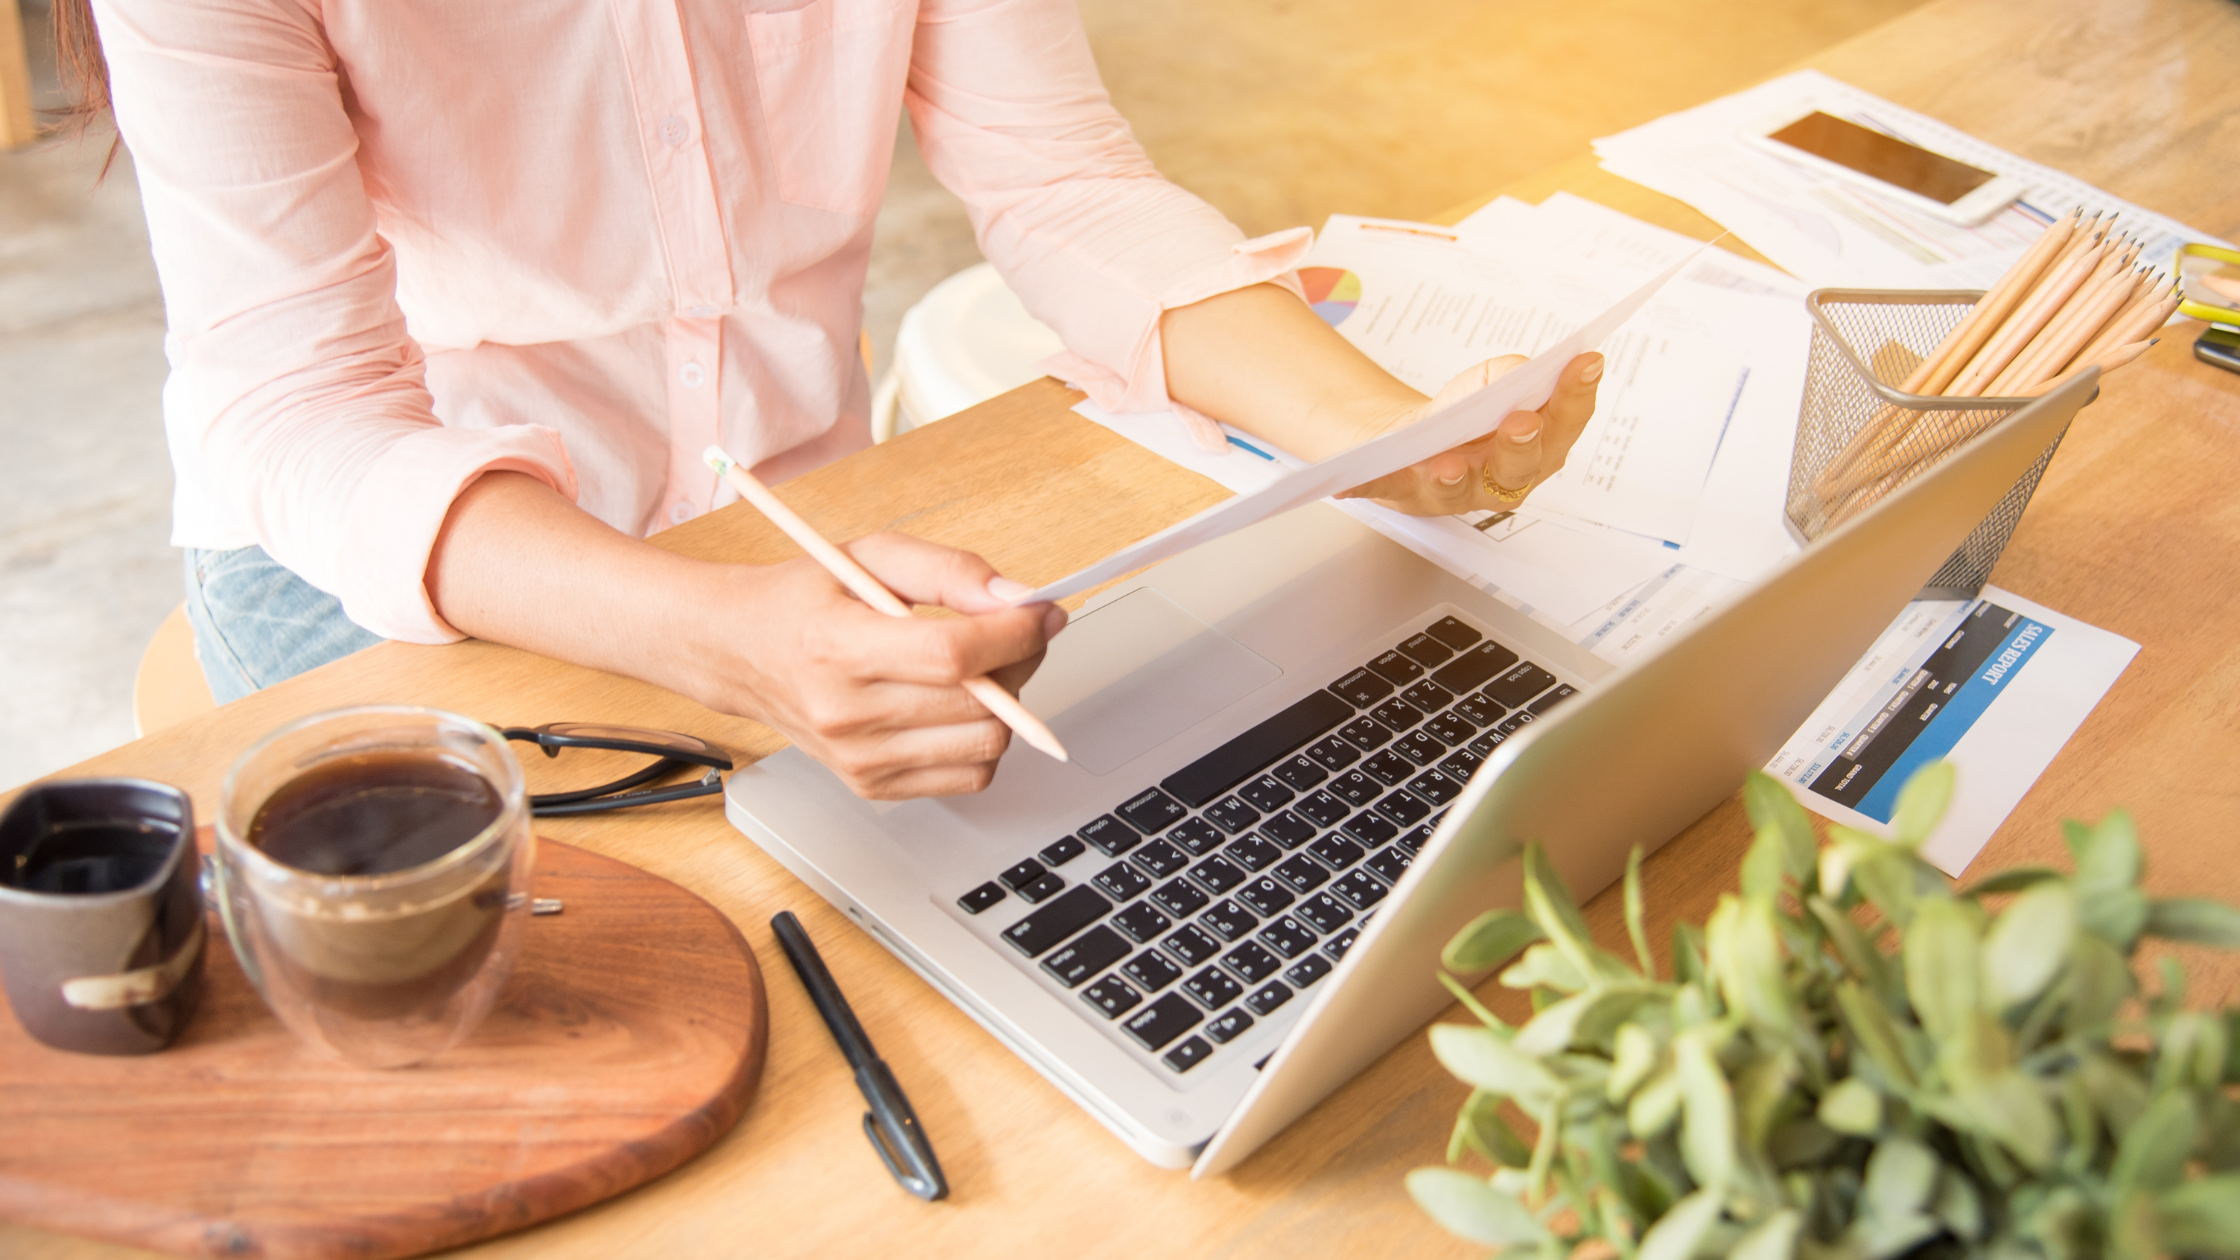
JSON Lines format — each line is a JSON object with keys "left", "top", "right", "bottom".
{"left": 953, "top": 613, "right": 1578, "bottom": 1078}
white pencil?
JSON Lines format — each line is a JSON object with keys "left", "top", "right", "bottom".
{"left": 702, "top": 445, "right": 1069, "bottom": 763}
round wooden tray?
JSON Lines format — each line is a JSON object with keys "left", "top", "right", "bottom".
{"left": 0, "top": 835, "right": 768, "bottom": 1260}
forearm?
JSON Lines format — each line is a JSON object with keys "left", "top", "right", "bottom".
{"left": 1158, "top": 282, "right": 1426, "bottom": 461}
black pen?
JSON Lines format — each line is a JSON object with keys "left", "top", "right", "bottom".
{"left": 769, "top": 911, "right": 949, "bottom": 1201}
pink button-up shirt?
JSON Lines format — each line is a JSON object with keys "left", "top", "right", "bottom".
{"left": 96, "top": 0, "right": 1309, "bottom": 643}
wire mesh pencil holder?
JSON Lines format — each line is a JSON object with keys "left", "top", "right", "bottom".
{"left": 1784, "top": 289, "right": 2078, "bottom": 600}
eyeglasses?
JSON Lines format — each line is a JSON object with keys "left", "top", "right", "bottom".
{"left": 498, "top": 723, "right": 734, "bottom": 816}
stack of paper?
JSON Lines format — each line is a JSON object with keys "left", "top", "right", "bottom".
{"left": 1591, "top": 70, "right": 2226, "bottom": 289}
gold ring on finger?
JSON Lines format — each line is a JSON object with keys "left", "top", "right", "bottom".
{"left": 1481, "top": 463, "right": 1530, "bottom": 503}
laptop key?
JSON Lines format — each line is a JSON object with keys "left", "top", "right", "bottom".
{"left": 1237, "top": 875, "right": 1295, "bottom": 917}
{"left": 958, "top": 881, "right": 1006, "bottom": 915}
{"left": 1295, "top": 891, "right": 1353, "bottom": 934}
{"left": 1130, "top": 839, "right": 1189, "bottom": 879}
{"left": 1529, "top": 683, "right": 1579, "bottom": 716}
{"left": 1150, "top": 878, "right": 1209, "bottom": 918}
{"left": 1184, "top": 965, "right": 1245, "bottom": 1009}
{"left": 999, "top": 858, "right": 1049, "bottom": 891}
{"left": 1439, "top": 748, "right": 1482, "bottom": 779}
{"left": 1330, "top": 666, "right": 1394, "bottom": 708}
{"left": 1484, "top": 662, "right": 1559, "bottom": 709}
{"left": 1119, "top": 787, "right": 1189, "bottom": 835}
{"left": 1455, "top": 693, "right": 1507, "bottom": 727}
{"left": 1326, "top": 770, "right": 1381, "bottom": 808}
{"left": 1111, "top": 899, "right": 1172, "bottom": 943}
{"left": 1342, "top": 812, "right": 1400, "bottom": 846}
{"left": 1367, "top": 649, "right": 1424, "bottom": 686}
{"left": 1400, "top": 678, "right": 1453, "bottom": 711}
{"left": 1160, "top": 689, "right": 1354, "bottom": 808}
{"left": 1425, "top": 712, "right": 1477, "bottom": 746}
{"left": 1432, "top": 641, "right": 1521, "bottom": 694}
{"left": 1395, "top": 824, "right": 1435, "bottom": 856}
{"left": 1367, "top": 845, "right": 1412, "bottom": 885}
{"left": 1001, "top": 885, "right": 1114, "bottom": 957}
{"left": 1220, "top": 941, "right": 1281, "bottom": 984}
{"left": 1162, "top": 1036, "right": 1215, "bottom": 1073}
{"left": 1308, "top": 834, "right": 1366, "bottom": 870}
{"left": 1467, "top": 728, "right": 1513, "bottom": 759}
{"left": 1038, "top": 835, "right": 1087, "bottom": 867}
{"left": 1324, "top": 925, "right": 1362, "bottom": 961}
{"left": 1042, "top": 926, "right": 1131, "bottom": 987}
{"left": 1123, "top": 992, "right": 1203, "bottom": 1051}
{"left": 1200, "top": 898, "right": 1259, "bottom": 941}
{"left": 1237, "top": 775, "right": 1294, "bottom": 813}
{"left": 1204, "top": 795, "right": 1262, "bottom": 835}
{"left": 1245, "top": 981, "right": 1294, "bottom": 1016}
{"left": 1270, "top": 754, "right": 1327, "bottom": 792}
{"left": 1369, "top": 696, "right": 1421, "bottom": 731}
{"left": 1259, "top": 810, "right": 1316, "bottom": 848}
{"left": 1082, "top": 976, "right": 1143, "bottom": 1019}
{"left": 1375, "top": 790, "right": 1431, "bottom": 827}
{"left": 1095, "top": 861, "right": 1153, "bottom": 902}
{"left": 1205, "top": 1008, "right": 1256, "bottom": 1044}
{"left": 1017, "top": 871, "right": 1067, "bottom": 903}
{"left": 1303, "top": 734, "right": 1362, "bottom": 772}
{"left": 1395, "top": 729, "right": 1448, "bottom": 762}
{"left": 1079, "top": 814, "right": 1141, "bottom": 857}
{"left": 1330, "top": 870, "right": 1389, "bottom": 912}
{"left": 1294, "top": 789, "right": 1350, "bottom": 829}
{"left": 1397, "top": 632, "right": 1454, "bottom": 669}
{"left": 1359, "top": 750, "right": 1415, "bottom": 786}
{"left": 1273, "top": 853, "right": 1330, "bottom": 894}
{"left": 1224, "top": 835, "right": 1282, "bottom": 872}
{"left": 1189, "top": 855, "right": 1247, "bottom": 895}
{"left": 1257, "top": 915, "right": 1319, "bottom": 959}
{"left": 1123, "top": 949, "right": 1183, "bottom": 993}
{"left": 1338, "top": 716, "right": 1393, "bottom": 751}
{"left": 1425, "top": 616, "right": 1483, "bottom": 651}
{"left": 1494, "top": 712, "right": 1537, "bottom": 738}
{"left": 1164, "top": 817, "right": 1223, "bottom": 857}
{"left": 1408, "top": 768, "right": 1462, "bottom": 806}
{"left": 1284, "top": 954, "right": 1334, "bottom": 989}
{"left": 1161, "top": 922, "right": 1223, "bottom": 966}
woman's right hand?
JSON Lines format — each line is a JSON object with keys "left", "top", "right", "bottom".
{"left": 683, "top": 531, "right": 1066, "bottom": 800}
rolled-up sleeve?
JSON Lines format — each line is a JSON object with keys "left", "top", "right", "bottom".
{"left": 904, "top": 0, "right": 1310, "bottom": 414}
{"left": 96, "top": 0, "right": 576, "bottom": 643}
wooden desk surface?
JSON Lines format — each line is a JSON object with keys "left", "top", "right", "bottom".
{"left": 10, "top": 0, "right": 2239, "bottom": 1254}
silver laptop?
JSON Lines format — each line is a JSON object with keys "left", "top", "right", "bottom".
{"left": 724, "top": 374, "right": 2092, "bottom": 1175}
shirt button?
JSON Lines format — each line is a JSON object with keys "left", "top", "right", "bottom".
{"left": 671, "top": 501, "right": 695, "bottom": 525}
{"left": 678, "top": 361, "right": 705, "bottom": 388}
{"left": 659, "top": 115, "right": 690, "bottom": 147}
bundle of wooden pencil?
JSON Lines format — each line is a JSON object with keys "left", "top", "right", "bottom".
{"left": 1813, "top": 208, "right": 2176, "bottom": 526}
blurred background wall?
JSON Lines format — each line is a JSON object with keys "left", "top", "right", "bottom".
{"left": 0, "top": 0, "right": 1925, "bottom": 785}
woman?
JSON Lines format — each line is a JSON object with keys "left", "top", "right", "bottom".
{"left": 58, "top": 0, "right": 1601, "bottom": 799}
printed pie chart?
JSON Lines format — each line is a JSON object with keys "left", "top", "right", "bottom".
{"left": 1299, "top": 266, "right": 1361, "bottom": 327}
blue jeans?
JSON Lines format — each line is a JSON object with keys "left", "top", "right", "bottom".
{"left": 181, "top": 547, "right": 383, "bottom": 705}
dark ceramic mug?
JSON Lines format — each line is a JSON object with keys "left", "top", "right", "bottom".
{"left": 0, "top": 778, "right": 206, "bottom": 1054}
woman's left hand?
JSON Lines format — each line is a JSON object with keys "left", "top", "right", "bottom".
{"left": 1334, "top": 351, "right": 1604, "bottom": 516}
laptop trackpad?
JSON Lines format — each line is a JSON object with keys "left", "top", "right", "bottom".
{"left": 1022, "top": 588, "right": 1281, "bottom": 776}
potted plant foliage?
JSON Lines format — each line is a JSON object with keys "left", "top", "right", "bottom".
{"left": 1408, "top": 762, "right": 2240, "bottom": 1259}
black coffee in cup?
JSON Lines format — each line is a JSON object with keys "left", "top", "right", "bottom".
{"left": 247, "top": 751, "right": 503, "bottom": 877}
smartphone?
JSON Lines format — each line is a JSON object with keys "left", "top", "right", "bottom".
{"left": 2198, "top": 327, "right": 2240, "bottom": 376}
{"left": 1745, "top": 111, "right": 2029, "bottom": 226}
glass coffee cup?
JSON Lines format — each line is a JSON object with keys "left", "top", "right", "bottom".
{"left": 213, "top": 707, "right": 536, "bottom": 1068}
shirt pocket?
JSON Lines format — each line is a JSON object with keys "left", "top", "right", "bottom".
{"left": 745, "top": 0, "right": 918, "bottom": 216}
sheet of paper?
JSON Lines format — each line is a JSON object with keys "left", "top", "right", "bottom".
{"left": 1022, "top": 252, "right": 1695, "bottom": 604}
{"left": 1591, "top": 70, "right": 2228, "bottom": 289}
{"left": 1761, "top": 586, "right": 2139, "bottom": 876}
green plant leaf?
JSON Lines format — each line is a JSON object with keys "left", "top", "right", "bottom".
{"left": 1443, "top": 909, "right": 1548, "bottom": 973}
{"left": 1889, "top": 760, "right": 1955, "bottom": 848}
{"left": 2143, "top": 898, "right": 2240, "bottom": 949}
{"left": 1625, "top": 845, "right": 1656, "bottom": 977}
{"left": 2110, "top": 1088, "right": 2198, "bottom": 1196}
{"left": 1806, "top": 896, "right": 1893, "bottom": 994}
{"left": 2067, "top": 931, "right": 2135, "bottom": 1031}
{"left": 1982, "top": 882, "right": 2076, "bottom": 1009}
{"left": 1819, "top": 1078, "right": 1884, "bottom": 1136}
{"left": 1430, "top": 1024, "right": 1562, "bottom": 1109}
{"left": 1638, "top": 1185, "right": 1725, "bottom": 1260}
{"left": 1671, "top": 920, "right": 1709, "bottom": 989}
{"left": 2080, "top": 1052, "right": 2150, "bottom": 1140}
{"left": 1502, "top": 941, "right": 1591, "bottom": 994}
{"left": 1731, "top": 1207, "right": 1802, "bottom": 1260}
{"left": 2067, "top": 809, "right": 2142, "bottom": 895}
{"left": 1836, "top": 980, "right": 1919, "bottom": 1090}
{"left": 1937, "top": 1070, "right": 2061, "bottom": 1172}
{"left": 1959, "top": 866, "right": 2063, "bottom": 897}
{"left": 1676, "top": 1032, "right": 1737, "bottom": 1189}
{"left": 1628, "top": 1068, "right": 1683, "bottom": 1139}
{"left": 1905, "top": 898, "right": 1984, "bottom": 1040}
{"left": 2078, "top": 886, "right": 2149, "bottom": 949}
{"left": 1405, "top": 1167, "right": 1549, "bottom": 1246}
{"left": 1609, "top": 1022, "right": 1660, "bottom": 1103}
{"left": 2157, "top": 1173, "right": 2240, "bottom": 1258}
{"left": 1863, "top": 1137, "right": 1941, "bottom": 1221}
{"left": 1745, "top": 770, "right": 1818, "bottom": 881}
{"left": 1935, "top": 1167, "right": 1985, "bottom": 1240}
{"left": 1851, "top": 840, "right": 1924, "bottom": 927}
{"left": 1709, "top": 895, "right": 1797, "bottom": 1037}
{"left": 1451, "top": 1090, "right": 1534, "bottom": 1168}
{"left": 1523, "top": 843, "right": 1623, "bottom": 984}
{"left": 1437, "top": 969, "right": 1511, "bottom": 1032}
{"left": 1737, "top": 1049, "right": 1803, "bottom": 1149}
